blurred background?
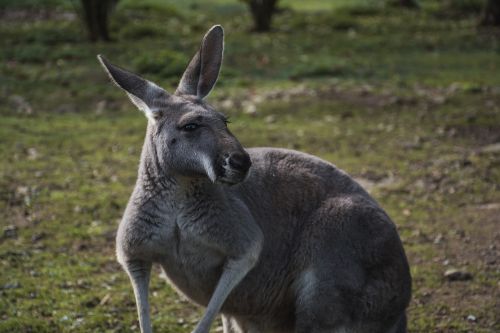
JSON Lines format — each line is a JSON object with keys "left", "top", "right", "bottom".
{"left": 1, "top": 0, "right": 499, "bottom": 332}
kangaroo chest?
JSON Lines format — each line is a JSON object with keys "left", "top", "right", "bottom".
{"left": 140, "top": 214, "right": 226, "bottom": 306}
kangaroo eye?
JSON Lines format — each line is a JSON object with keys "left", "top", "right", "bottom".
{"left": 182, "top": 123, "right": 199, "bottom": 131}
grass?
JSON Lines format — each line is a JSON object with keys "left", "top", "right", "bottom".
{"left": 1, "top": 0, "right": 499, "bottom": 332}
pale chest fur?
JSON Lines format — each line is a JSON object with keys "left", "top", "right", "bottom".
{"left": 117, "top": 203, "right": 226, "bottom": 306}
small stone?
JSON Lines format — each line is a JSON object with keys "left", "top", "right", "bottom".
{"left": 479, "top": 143, "right": 500, "bottom": 154}
{"left": 2, "top": 281, "right": 21, "bottom": 290}
{"left": 264, "top": 115, "right": 276, "bottom": 124}
{"left": 444, "top": 268, "right": 473, "bottom": 281}
{"left": 243, "top": 102, "right": 257, "bottom": 115}
{"left": 476, "top": 203, "right": 500, "bottom": 210}
{"left": 99, "top": 293, "right": 111, "bottom": 306}
{"left": 220, "top": 99, "right": 234, "bottom": 110}
{"left": 251, "top": 94, "right": 264, "bottom": 104}
{"left": 433, "top": 233, "right": 444, "bottom": 244}
{"left": 15, "top": 186, "right": 29, "bottom": 197}
{"left": 323, "top": 115, "right": 335, "bottom": 123}
{"left": 27, "top": 147, "right": 39, "bottom": 160}
{"left": 466, "top": 314, "right": 477, "bottom": 322}
{"left": 95, "top": 100, "right": 107, "bottom": 115}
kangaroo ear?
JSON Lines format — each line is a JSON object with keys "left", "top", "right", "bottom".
{"left": 176, "top": 25, "right": 224, "bottom": 99}
{"left": 97, "top": 55, "right": 168, "bottom": 121}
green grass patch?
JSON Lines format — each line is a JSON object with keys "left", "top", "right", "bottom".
{"left": 1, "top": 0, "right": 499, "bottom": 332}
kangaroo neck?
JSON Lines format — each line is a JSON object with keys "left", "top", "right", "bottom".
{"left": 134, "top": 134, "right": 222, "bottom": 209}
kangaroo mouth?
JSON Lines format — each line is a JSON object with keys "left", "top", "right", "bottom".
{"left": 212, "top": 151, "right": 252, "bottom": 185}
{"left": 217, "top": 167, "right": 250, "bottom": 185}
{"left": 215, "top": 154, "right": 251, "bottom": 185}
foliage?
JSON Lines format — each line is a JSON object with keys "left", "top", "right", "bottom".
{"left": 386, "top": 0, "right": 420, "bottom": 9}
{"left": 446, "top": 0, "right": 485, "bottom": 13}
{"left": 118, "top": 21, "right": 166, "bottom": 40}
{"left": 0, "top": 0, "right": 67, "bottom": 9}
{"left": 117, "top": 0, "right": 181, "bottom": 16}
{"left": 132, "top": 49, "right": 187, "bottom": 79}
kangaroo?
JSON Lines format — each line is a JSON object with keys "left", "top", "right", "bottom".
{"left": 97, "top": 25, "right": 411, "bottom": 333}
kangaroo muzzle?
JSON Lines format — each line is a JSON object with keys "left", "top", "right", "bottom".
{"left": 228, "top": 152, "right": 252, "bottom": 173}
{"left": 218, "top": 150, "right": 252, "bottom": 185}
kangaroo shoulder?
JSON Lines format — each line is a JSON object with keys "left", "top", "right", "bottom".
{"left": 247, "top": 147, "right": 346, "bottom": 181}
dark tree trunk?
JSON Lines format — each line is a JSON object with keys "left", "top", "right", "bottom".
{"left": 481, "top": 0, "right": 500, "bottom": 26}
{"left": 399, "top": 0, "right": 419, "bottom": 9}
{"left": 80, "top": 0, "right": 117, "bottom": 42}
{"left": 248, "top": 0, "right": 278, "bottom": 32}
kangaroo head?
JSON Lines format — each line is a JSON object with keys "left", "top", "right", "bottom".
{"left": 98, "top": 25, "right": 251, "bottom": 185}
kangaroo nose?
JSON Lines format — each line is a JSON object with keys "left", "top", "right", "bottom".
{"left": 228, "top": 152, "right": 251, "bottom": 171}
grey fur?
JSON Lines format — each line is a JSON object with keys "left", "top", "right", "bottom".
{"left": 98, "top": 25, "right": 411, "bottom": 333}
